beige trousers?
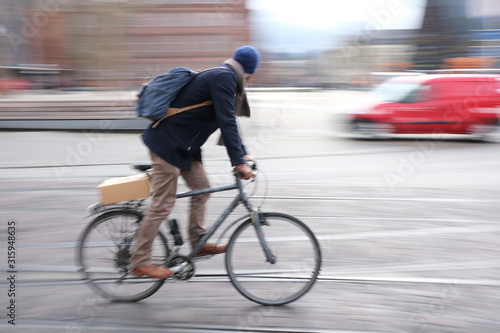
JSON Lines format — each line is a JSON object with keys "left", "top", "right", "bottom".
{"left": 131, "top": 150, "right": 210, "bottom": 268}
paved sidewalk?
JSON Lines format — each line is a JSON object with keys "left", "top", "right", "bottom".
{"left": 0, "top": 88, "right": 364, "bottom": 130}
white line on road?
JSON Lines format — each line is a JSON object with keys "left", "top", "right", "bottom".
{"left": 317, "top": 225, "right": 500, "bottom": 241}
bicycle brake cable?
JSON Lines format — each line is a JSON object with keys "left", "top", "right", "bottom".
{"left": 244, "top": 167, "right": 268, "bottom": 210}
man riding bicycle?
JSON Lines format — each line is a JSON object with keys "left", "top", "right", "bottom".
{"left": 131, "top": 46, "right": 261, "bottom": 279}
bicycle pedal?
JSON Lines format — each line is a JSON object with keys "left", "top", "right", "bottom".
{"left": 166, "top": 254, "right": 195, "bottom": 280}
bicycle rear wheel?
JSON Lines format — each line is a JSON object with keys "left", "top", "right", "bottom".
{"left": 226, "top": 212, "right": 321, "bottom": 305}
{"left": 77, "top": 210, "right": 170, "bottom": 302}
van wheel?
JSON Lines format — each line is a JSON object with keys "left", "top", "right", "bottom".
{"left": 470, "top": 120, "right": 500, "bottom": 142}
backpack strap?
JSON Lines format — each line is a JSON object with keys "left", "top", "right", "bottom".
{"left": 152, "top": 100, "right": 213, "bottom": 128}
{"left": 151, "top": 66, "right": 227, "bottom": 128}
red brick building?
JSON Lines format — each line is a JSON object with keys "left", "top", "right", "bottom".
{"left": 1, "top": 0, "right": 253, "bottom": 88}
{"left": 75, "top": 0, "right": 252, "bottom": 87}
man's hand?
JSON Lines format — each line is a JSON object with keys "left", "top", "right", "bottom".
{"left": 234, "top": 163, "right": 255, "bottom": 180}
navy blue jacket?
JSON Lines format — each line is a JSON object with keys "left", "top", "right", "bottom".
{"left": 142, "top": 64, "right": 247, "bottom": 170}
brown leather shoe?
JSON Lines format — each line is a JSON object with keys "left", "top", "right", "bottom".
{"left": 195, "top": 243, "right": 228, "bottom": 257}
{"left": 131, "top": 264, "right": 173, "bottom": 279}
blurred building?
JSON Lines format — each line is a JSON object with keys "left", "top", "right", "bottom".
{"left": 2, "top": 0, "right": 500, "bottom": 90}
{"left": 0, "top": 0, "right": 30, "bottom": 78}
{"left": 413, "top": 0, "right": 500, "bottom": 70}
{"left": 74, "top": 0, "right": 252, "bottom": 87}
{"left": 318, "top": 0, "right": 500, "bottom": 88}
{"left": 319, "top": 30, "right": 417, "bottom": 89}
{"left": 468, "top": 0, "right": 500, "bottom": 59}
{"left": 413, "top": 0, "right": 469, "bottom": 70}
{"left": 0, "top": 0, "right": 252, "bottom": 88}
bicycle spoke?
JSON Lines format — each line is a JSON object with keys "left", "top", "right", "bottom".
{"left": 226, "top": 213, "right": 321, "bottom": 305}
{"left": 77, "top": 210, "right": 170, "bottom": 302}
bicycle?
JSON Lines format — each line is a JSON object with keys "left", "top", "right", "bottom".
{"left": 76, "top": 162, "right": 322, "bottom": 306}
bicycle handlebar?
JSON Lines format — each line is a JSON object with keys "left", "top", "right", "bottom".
{"left": 233, "top": 160, "right": 258, "bottom": 179}
{"left": 247, "top": 160, "right": 257, "bottom": 171}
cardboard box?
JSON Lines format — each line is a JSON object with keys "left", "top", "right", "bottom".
{"left": 98, "top": 173, "right": 151, "bottom": 205}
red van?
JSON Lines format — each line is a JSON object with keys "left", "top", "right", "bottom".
{"left": 350, "top": 74, "right": 500, "bottom": 137}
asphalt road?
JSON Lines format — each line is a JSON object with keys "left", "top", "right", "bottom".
{"left": 1, "top": 90, "right": 500, "bottom": 332}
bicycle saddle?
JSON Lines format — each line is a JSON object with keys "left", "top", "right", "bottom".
{"left": 131, "top": 163, "right": 152, "bottom": 172}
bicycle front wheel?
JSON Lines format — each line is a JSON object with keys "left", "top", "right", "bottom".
{"left": 77, "top": 210, "right": 170, "bottom": 302}
{"left": 226, "top": 212, "right": 321, "bottom": 305}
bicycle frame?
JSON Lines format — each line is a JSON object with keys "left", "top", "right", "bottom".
{"left": 79, "top": 166, "right": 321, "bottom": 305}
{"left": 177, "top": 177, "right": 276, "bottom": 264}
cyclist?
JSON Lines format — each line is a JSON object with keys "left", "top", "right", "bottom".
{"left": 131, "top": 46, "right": 261, "bottom": 279}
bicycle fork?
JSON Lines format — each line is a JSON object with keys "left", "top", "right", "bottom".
{"left": 249, "top": 210, "right": 277, "bottom": 264}
{"left": 238, "top": 176, "right": 277, "bottom": 265}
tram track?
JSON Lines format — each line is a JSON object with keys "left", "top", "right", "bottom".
{"left": 7, "top": 219, "right": 500, "bottom": 251}
{"left": 0, "top": 318, "right": 384, "bottom": 333}
{"left": 0, "top": 147, "right": 409, "bottom": 171}
{"left": 5, "top": 263, "right": 500, "bottom": 288}
{"left": 5, "top": 222, "right": 500, "bottom": 288}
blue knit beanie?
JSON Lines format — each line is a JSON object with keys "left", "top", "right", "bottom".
{"left": 233, "top": 46, "right": 261, "bottom": 74}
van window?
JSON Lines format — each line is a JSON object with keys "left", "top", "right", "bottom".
{"left": 370, "top": 80, "right": 428, "bottom": 103}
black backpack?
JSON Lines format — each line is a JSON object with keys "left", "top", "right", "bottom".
{"left": 135, "top": 67, "right": 224, "bottom": 128}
